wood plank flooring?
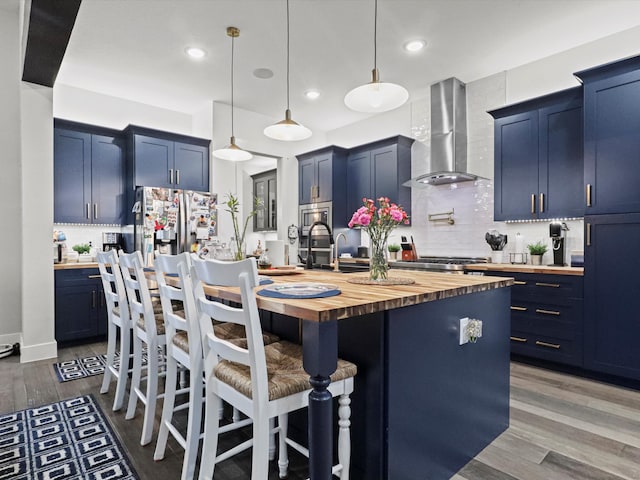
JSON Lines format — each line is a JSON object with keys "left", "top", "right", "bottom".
{"left": 2, "top": 341, "right": 640, "bottom": 480}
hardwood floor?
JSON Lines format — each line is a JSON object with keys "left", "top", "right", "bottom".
{"left": 2, "top": 341, "right": 640, "bottom": 479}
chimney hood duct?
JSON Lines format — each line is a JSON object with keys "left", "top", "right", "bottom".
{"left": 405, "top": 77, "right": 480, "bottom": 187}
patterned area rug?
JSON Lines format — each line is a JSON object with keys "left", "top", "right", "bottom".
{"left": 53, "top": 346, "right": 162, "bottom": 383}
{"left": 0, "top": 394, "right": 138, "bottom": 479}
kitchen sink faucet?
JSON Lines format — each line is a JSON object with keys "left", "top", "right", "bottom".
{"left": 306, "top": 221, "right": 334, "bottom": 270}
{"left": 333, "top": 232, "right": 347, "bottom": 272}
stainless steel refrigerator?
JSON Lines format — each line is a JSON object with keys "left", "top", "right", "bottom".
{"left": 131, "top": 187, "right": 217, "bottom": 266}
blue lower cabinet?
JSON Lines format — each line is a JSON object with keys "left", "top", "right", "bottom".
{"left": 55, "top": 269, "right": 107, "bottom": 343}
{"left": 491, "top": 271, "right": 584, "bottom": 367}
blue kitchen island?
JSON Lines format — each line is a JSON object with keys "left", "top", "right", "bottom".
{"left": 201, "top": 269, "right": 513, "bottom": 479}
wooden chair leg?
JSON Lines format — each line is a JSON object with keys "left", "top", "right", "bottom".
{"left": 269, "top": 417, "right": 276, "bottom": 461}
{"left": 100, "top": 321, "right": 117, "bottom": 396}
{"left": 153, "top": 353, "right": 177, "bottom": 461}
{"left": 181, "top": 361, "right": 203, "bottom": 480}
{"left": 125, "top": 334, "right": 143, "bottom": 420}
{"left": 141, "top": 340, "right": 159, "bottom": 446}
{"left": 337, "top": 393, "right": 352, "bottom": 480}
{"left": 198, "top": 389, "right": 221, "bottom": 480}
{"left": 113, "top": 326, "right": 130, "bottom": 411}
{"left": 251, "top": 417, "right": 270, "bottom": 480}
{"left": 277, "top": 414, "right": 289, "bottom": 479}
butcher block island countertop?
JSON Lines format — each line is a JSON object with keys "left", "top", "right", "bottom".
{"left": 201, "top": 269, "right": 513, "bottom": 322}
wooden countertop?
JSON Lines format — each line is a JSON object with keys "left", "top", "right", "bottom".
{"left": 54, "top": 262, "right": 99, "bottom": 270}
{"left": 198, "top": 269, "right": 513, "bottom": 322}
{"left": 464, "top": 263, "right": 584, "bottom": 276}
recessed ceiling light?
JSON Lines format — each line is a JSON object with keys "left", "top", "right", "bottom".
{"left": 404, "top": 40, "right": 426, "bottom": 52}
{"left": 305, "top": 89, "right": 320, "bottom": 100}
{"left": 185, "top": 47, "right": 206, "bottom": 59}
{"left": 253, "top": 68, "right": 274, "bottom": 79}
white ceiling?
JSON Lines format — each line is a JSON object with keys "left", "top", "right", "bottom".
{"left": 57, "top": 0, "right": 640, "bottom": 132}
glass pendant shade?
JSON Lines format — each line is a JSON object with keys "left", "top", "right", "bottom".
{"left": 345, "top": 69, "right": 409, "bottom": 113}
{"left": 264, "top": 109, "right": 312, "bottom": 141}
{"left": 213, "top": 136, "right": 253, "bottom": 161}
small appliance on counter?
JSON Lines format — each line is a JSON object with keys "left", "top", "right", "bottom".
{"left": 102, "top": 232, "right": 123, "bottom": 252}
{"left": 549, "top": 222, "right": 569, "bottom": 266}
{"left": 53, "top": 230, "right": 67, "bottom": 264}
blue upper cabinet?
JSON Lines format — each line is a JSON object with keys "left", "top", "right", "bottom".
{"left": 490, "top": 87, "right": 583, "bottom": 221}
{"left": 126, "top": 126, "right": 210, "bottom": 192}
{"left": 297, "top": 147, "right": 348, "bottom": 206}
{"left": 54, "top": 120, "right": 125, "bottom": 224}
{"left": 576, "top": 56, "right": 640, "bottom": 214}
{"left": 346, "top": 136, "right": 413, "bottom": 221}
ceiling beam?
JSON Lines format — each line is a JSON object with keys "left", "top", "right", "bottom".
{"left": 22, "top": 0, "right": 82, "bottom": 87}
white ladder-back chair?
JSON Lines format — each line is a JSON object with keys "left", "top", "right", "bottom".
{"left": 96, "top": 249, "right": 132, "bottom": 411}
{"left": 152, "top": 252, "right": 203, "bottom": 479}
{"left": 119, "top": 250, "right": 168, "bottom": 446}
{"left": 190, "top": 257, "right": 357, "bottom": 480}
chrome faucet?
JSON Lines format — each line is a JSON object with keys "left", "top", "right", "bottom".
{"left": 333, "top": 232, "right": 347, "bottom": 272}
{"left": 306, "top": 221, "right": 334, "bottom": 270}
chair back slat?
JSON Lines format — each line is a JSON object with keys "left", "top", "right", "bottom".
{"left": 119, "top": 251, "right": 159, "bottom": 340}
{"left": 96, "top": 250, "right": 129, "bottom": 323}
{"left": 190, "top": 257, "right": 269, "bottom": 402}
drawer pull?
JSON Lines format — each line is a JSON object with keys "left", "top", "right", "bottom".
{"left": 514, "top": 281, "right": 527, "bottom": 285}
{"left": 87, "top": 275, "right": 101, "bottom": 279}
{"left": 536, "top": 340, "right": 560, "bottom": 349}
{"left": 535, "top": 282, "right": 560, "bottom": 288}
{"left": 536, "top": 308, "right": 560, "bottom": 316}
{"left": 510, "top": 336, "right": 527, "bottom": 343}
{"left": 510, "top": 306, "right": 527, "bottom": 311}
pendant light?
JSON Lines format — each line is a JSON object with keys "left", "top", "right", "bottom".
{"left": 344, "top": 0, "right": 409, "bottom": 113}
{"left": 263, "top": 0, "right": 312, "bottom": 141}
{"left": 213, "top": 27, "right": 253, "bottom": 161}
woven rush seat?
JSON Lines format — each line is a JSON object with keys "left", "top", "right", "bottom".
{"left": 214, "top": 340, "right": 357, "bottom": 401}
{"left": 172, "top": 323, "right": 280, "bottom": 354}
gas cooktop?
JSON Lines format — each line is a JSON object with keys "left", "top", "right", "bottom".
{"left": 391, "top": 256, "right": 489, "bottom": 272}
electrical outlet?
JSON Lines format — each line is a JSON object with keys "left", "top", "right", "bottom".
{"left": 459, "top": 317, "right": 470, "bottom": 345}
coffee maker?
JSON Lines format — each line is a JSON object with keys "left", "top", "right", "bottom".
{"left": 549, "top": 222, "right": 568, "bottom": 266}
{"left": 102, "top": 232, "right": 123, "bottom": 252}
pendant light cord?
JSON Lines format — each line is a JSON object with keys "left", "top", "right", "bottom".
{"left": 373, "top": 0, "right": 377, "bottom": 71}
{"left": 286, "top": 0, "right": 291, "bottom": 111}
{"left": 230, "top": 32, "right": 235, "bottom": 137}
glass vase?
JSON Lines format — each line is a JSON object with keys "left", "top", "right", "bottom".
{"left": 369, "top": 237, "right": 389, "bottom": 281}
{"left": 231, "top": 237, "right": 246, "bottom": 261}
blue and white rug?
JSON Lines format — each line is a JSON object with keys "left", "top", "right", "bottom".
{"left": 0, "top": 394, "right": 138, "bottom": 479}
{"left": 53, "top": 346, "right": 163, "bottom": 383}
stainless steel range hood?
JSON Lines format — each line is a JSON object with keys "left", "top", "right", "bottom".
{"left": 405, "top": 77, "right": 481, "bottom": 187}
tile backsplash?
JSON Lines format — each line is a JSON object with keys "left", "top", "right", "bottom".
{"left": 389, "top": 71, "right": 585, "bottom": 262}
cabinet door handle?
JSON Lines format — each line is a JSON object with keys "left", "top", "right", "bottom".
{"left": 87, "top": 275, "right": 101, "bottom": 279}
{"left": 586, "top": 183, "right": 592, "bottom": 207}
{"left": 535, "top": 282, "right": 560, "bottom": 288}
{"left": 587, "top": 223, "right": 591, "bottom": 246}
{"left": 514, "top": 281, "right": 527, "bottom": 285}
{"left": 510, "top": 306, "right": 528, "bottom": 311}
{"left": 176, "top": 169, "right": 180, "bottom": 185}
{"left": 531, "top": 194, "right": 536, "bottom": 214}
{"left": 535, "top": 308, "right": 560, "bottom": 316}
{"left": 539, "top": 193, "right": 545, "bottom": 213}
{"left": 536, "top": 340, "right": 560, "bottom": 349}
{"left": 511, "top": 336, "right": 527, "bottom": 343}
{"left": 169, "top": 169, "right": 174, "bottom": 184}
{"left": 92, "top": 291, "right": 97, "bottom": 308}
{"left": 93, "top": 203, "right": 98, "bottom": 220}
{"left": 86, "top": 203, "right": 91, "bottom": 219}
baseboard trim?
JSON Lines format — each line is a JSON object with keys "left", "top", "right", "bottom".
{"left": 0, "top": 333, "right": 21, "bottom": 345}
{"left": 20, "top": 340, "right": 58, "bottom": 363}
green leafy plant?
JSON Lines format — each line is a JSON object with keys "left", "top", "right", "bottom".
{"left": 387, "top": 243, "right": 401, "bottom": 253}
{"left": 72, "top": 243, "right": 91, "bottom": 254}
{"left": 526, "top": 241, "right": 548, "bottom": 255}
{"left": 224, "top": 193, "right": 262, "bottom": 261}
